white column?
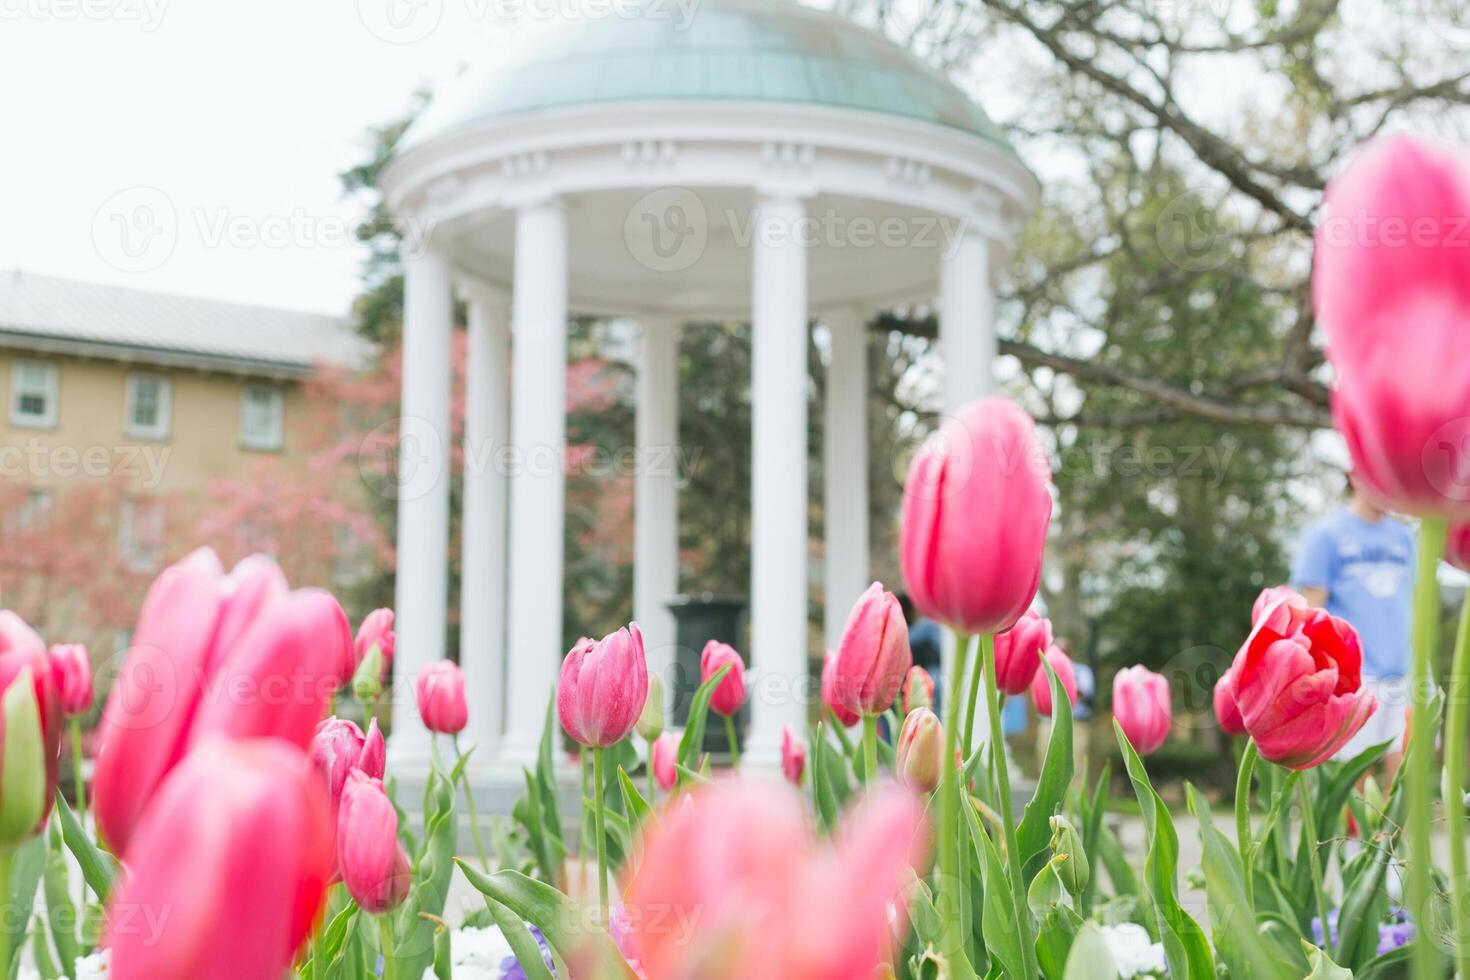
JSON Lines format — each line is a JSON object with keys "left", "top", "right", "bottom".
{"left": 746, "top": 191, "right": 810, "bottom": 766}
{"left": 459, "top": 282, "right": 511, "bottom": 762}
{"left": 390, "top": 249, "right": 454, "bottom": 771}
{"left": 500, "top": 198, "right": 569, "bottom": 764}
{"left": 634, "top": 317, "right": 680, "bottom": 717}
{"left": 823, "top": 308, "right": 869, "bottom": 651}
{"left": 938, "top": 225, "right": 996, "bottom": 411}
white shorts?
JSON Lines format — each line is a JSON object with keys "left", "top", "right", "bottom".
{"left": 1333, "top": 676, "right": 1409, "bottom": 761}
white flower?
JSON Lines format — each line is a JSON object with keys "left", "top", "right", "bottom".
{"left": 420, "top": 925, "right": 518, "bottom": 979}
{"left": 1098, "top": 923, "right": 1167, "bottom": 978}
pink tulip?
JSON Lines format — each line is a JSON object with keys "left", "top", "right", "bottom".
{"left": 1113, "top": 665, "right": 1172, "bottom": 756}
{"left": 901, "top": 665, "right": 934, "bottom": 715}
{"left": 352, "top": 608, "right": 395, "bottom": 680}
{"left": 821, "top": 651, "right": 860, "bottom": 728}
{"left": 1030, "top": 645, "right": 1078, "bottom": 718}
{"left": 992, "top": 608, "right": 1053, "bottom": 696}
{"left": 1231, "top": 596, "right": 1376, "bottom": 769}
{"left": 651, "top": 732, "right": 677, "bottom": 791}
{"left": 558, "top": 625, "right": 649, "bottom": 748}
{"left": 337, "top": 770, "right": 411, "bottom": 914}
{"left": 106, "top": 738, "right": 333, "bottom": 980}
{"left": 92, "top": 548, "right": 351, "bottom": 854}
{"left": 897, "top": 708, "right": 944, "bottom": 793}
{"left": 900, "top": 397, "right": 1053, "bottom": 634}
{"left": 623, "top": 780, "right": 926, "bottom": 979}
{"left": 0, "top": 612, "right": 61, "bottom": 838}
{"left": 781, "top": 725, "right": 806, "bottom": 786}
{"left": 1213, "top": 666, "right": 1246, "bottom": 737}
{"left": 1448, "top": 522, "right": 1470, "bottom": 573}
{"left": 1314, "top": 135, "right": 1470, "bottom": 518}
{"left": 1251, "top": 585, "right": 1308, "bottom": 625}
{"left": 416, "top": 660, "right": 468, "bottom": 735}
{"left": 48, "top": 643, "right": 92, "bottom": 717}
{"left": 832, "top": 582, "right": 913, "bottom": 717}
{"left": 309, "top": 716, "right": 385, "bottom": 815}
{"left": 699, "top": 640, "right": 746, "bottom": 718}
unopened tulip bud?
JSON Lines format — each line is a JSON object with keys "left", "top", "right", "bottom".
{"left": 338, "top": 771, "right": 411, "bottom": 914}
{"left": 637, "top": 675, "right": 665, "bottom": 742}
{"left": 1048, "top": 814, "right": 1089, "bottom": 896}
{"left": 353, "top": 609, "right": 394, "bottom": 681}
{"left": 781, "top": 725, "right": 806, "bottom": 787}
{"left": 651, "top": 732, "right": 677, "bottom": 792}
{"left": 416, "top": 660, "right": 468, "bottom": 735}
{"left": 48, "top": 644, "right": 93, "bottom": 718}
{"left": 359, "top": 717, "right": 385, "bottom": 780}
{"left": 896, "top": 708, "right": 944, "bottom": 794}
{"left": 351, "top": 644, "right": 384, "bottom": 703}
{"left": 0, "top": 667, "right": 46, "bottom": 846}
{"left": 558, "top": 626, "right": 650, "bottom": 748}
{"left": 700, "top": 641, "right": 746, "bottom": 718}
{"left": 833, "top": 583, "right": 913, "bottom": 717}
{"left": 901, "top": 666, "right": 933, "bottom": 715}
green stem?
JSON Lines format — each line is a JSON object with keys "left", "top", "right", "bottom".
{"left": 579, "top": 752, "right": 590, "bottom": 858}
{"left": 0, "top": 848, "right": 11, "bottom": 978}
{"left": 1446, "top": 590, "right": 1470, "bottom": 980}
{"left": 724, "top": 714, "right": 741, "bottom": 770}
{"left": 1236, "top": 739, "right": 1258, "bottom": 907}
{"left": 961, "top": 634, "right": 982, "bottom": 755}
{"left": 937, "top": 632, "right": 975, "bottom": 978}
{"left": 68, "top": 719, "right": 85, "bottom": 825}
{"left": 593, "top": 747, "right": 609, "bottom": 921}
{"left": 1407, "top": 516, "right": 1447, "bottom": 980}
{"left": 862, "top": 715, "right": 879, "bottom": 786}
{"left": 982, "top": 631, "right": 1038, "bottom": 980}
{"left": 453, "top": 737, "right": 491, "bottom": 873}
{"left": 1299, "top": 773, "right": 1332, "bottom": 958}
{"left": 646, "top": 736, "right": 657, "bottom": 801}
{"left": 378, "top": 914, "right": 396, "bottom": 980}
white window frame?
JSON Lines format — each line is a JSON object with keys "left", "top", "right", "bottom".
{"left": 239, "top": 384, "right": 285, "bottom": 452}
{"left": 124, "top": 371, "right": 172, "bottom": 440}
{"left": 9, "top": 359, "right": 58, "bottom": 429}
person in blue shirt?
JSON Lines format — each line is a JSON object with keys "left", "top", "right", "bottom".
{"left": 1291, "top": 473, "right": 1415, "bottom": 780}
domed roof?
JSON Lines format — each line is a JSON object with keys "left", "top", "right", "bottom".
{"left": 399, "top": 0, "right": 1012, "bottom": 153}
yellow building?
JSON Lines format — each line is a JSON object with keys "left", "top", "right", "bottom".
{"left": 0, "top": 270, "right": 370, "bottom": 652}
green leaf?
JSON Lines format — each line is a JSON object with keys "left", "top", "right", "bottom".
{"left": 1303, "top": 941, "right": 1354, "bottom": 980}
{"left": 455, "top": 864, "right": 638, "bottom": 979}
{"left": 41, "top": 831, "right": 77, "bottom": 978}
{"left": 1016, "top": 658, "right": 1074, "bottom": 879}
{"left": 1062, "top": 922, "right": 1118, "bottom": 980}
{"left": 809, "top": 724, "right": 838, "bottom": 832}
{"left": 30, "top": 915, "right": 59, "bottom": 980}
{"left": 1113, "top": 721, "right": 1214, "bottom": 980}
{"left": 5, "top": 837, "right": 45, "bottom": 977}
{"left": 678, "top": 663, "right": 730, "bottom": 771}
{"left": 518, "top": 768, "right": 559, "bottom": 887}
{"left": 617, "top": 767, "right": 653, "bottom": 831}
{"left": 1035, "top": 903, "right": 1083, "bottom": 979}
{"left": 1335, "top": 831, "right": 1393, "bottom": 969}
{"left": 484, "top": 896, "right": 555, "bottom": 980}
{"left": 974, "top": 823, "right": 1026, "bottom": 980}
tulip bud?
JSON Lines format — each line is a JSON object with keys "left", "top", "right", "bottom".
{"left": 351, "top": 643, "right": 384, "bottom": 703}
{"left": 896, "top": 708, "right": 944, "bottom": 794}
{"left": 651, "top": 732, "right": 677, "bottom": 792}
{"left": 48, "top": 644, "right": 93, "bottom": 718}
{"left": 416, "top": 660, "right": 468, "bottom": 735}
{"left": 1048, "top": 814, "right": 1089, "bottom": 896}
{"left": 353, "top": 609, "right": 395, "bottom": 681}
{"left": 1113, "top": 665, "right": 1172, "bottom": 756}
{"left": 833, "top": 583, "right": 913, "bottom": 717}
{"left": 338, "top": 770, "right": 411, "bottom": 914}
{"left": 558, "top": 625, "right": 650, "bottom": 748}
{"left": 1029, "top": 645, "right": 1078, "bottom": 718}
{"left": 901, "top": 666, "right": 933, "bottom": 715}
{"left": 637, "top": 675, "right": 665, "bottom": 742}
{"left": 0, "top": 667, "right": 47, "bottom": 846}
{"left": 992, "top": 609, "right": 1052, "bottom": 697}
{"left": 700, "top": 641, "right": 746, "bottom": 718}
{"left": 781, "top": 725, "right": 806, "bottom": 787}
{"left": 359, "top": 717, "right": 385, "bottom": 780}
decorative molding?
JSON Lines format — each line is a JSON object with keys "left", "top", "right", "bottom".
{"left": 621, "top": 140, "right": 677, "bottom": 167}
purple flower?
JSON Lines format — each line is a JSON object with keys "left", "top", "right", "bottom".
{"left": 499, "top": 925, "right": 555, "bottom": 980}
{"left": 1310, "top": 910, "right": 1340, "bottom": 948}
{"left": 1378, "top": 912, "right": 1415, "bottom": 955}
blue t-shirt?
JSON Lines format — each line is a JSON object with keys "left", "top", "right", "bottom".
{"left": 1290, "top": 509, "right": 1415, "bottom": 679}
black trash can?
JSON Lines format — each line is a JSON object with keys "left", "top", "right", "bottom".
{"left": 667, "top": 593, "right": 747, "bottom": 755}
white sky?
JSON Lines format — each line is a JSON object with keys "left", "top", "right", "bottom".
{"left": 0, "top": 0, "right": 548, "bottom": 315}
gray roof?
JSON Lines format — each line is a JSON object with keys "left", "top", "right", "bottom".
{"left": 400, "top": 0, "right": 1013, "bottom": 154}
{"left": 0, "top": 271, "right": 370, "bottom": 377}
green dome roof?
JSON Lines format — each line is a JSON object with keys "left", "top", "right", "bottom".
{"left": 399, "top": 0, "right": 1011, "bottom": 152}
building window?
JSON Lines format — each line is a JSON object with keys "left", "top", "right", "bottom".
{"left": 240, "top": 385, "right": 284, "bottom": 451}
{"left": 124, "top": 372, "right": 172, "bottom": 440}
{"left": 119, "top": 497, "right": 165, "bottom": 573}
{"left": 18, "top": 489, "right": 53, "bottom": 531}
{"left": 9, "top": 360, "right": 58, "bottom": 428}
